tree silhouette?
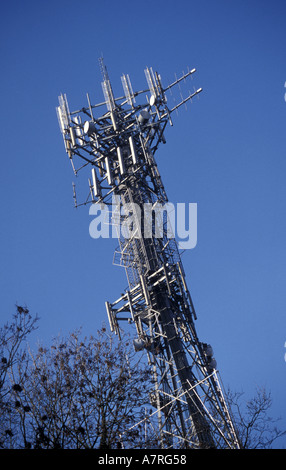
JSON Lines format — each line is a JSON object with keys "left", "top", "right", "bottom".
{"left": 0, "top": 310, "right": 157, "bottom": 448}
{"left": 226, "top": 388, "right": 285, "bottom": 449}
{"left": 0, "top": 305, "right": 39, "bottom": 448}
{"left": 0, "top": 306, "right": 284, "bottom": 449}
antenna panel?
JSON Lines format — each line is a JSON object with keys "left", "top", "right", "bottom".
{"left": 57, "top": 94, "right": 70, "bottom": 129}
{"left": 145, "top": 67, "right": 158, "bottom": 99}
{"left": 117, "top": 146, "right": 125, "bottom": 175}
{"left": 73, "top": 116, "right": 85, "bottom": 146}
{"left": 121, "top": 73, "right": 136, "bottom": 106}
{"left": 91, "top": 167, "right": 100, "bottom": 198}
{"left": 129, "top": 136, "right": 138, "bottom": 164}
{"left": 56, "top": 106, "right": 65, "bottom": 133}
{"left": 105, "top": 156, "right": 113, "bottom": 186}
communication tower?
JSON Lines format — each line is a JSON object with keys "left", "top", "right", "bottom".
{"left": 57, "top": 59, "right": 240, "bottom": 449}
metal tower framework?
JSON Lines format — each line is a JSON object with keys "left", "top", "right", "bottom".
{"left": 57, "top": 59, "right": 240, "bottom": 449}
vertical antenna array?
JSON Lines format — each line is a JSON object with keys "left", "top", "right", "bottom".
{"left": 57, "top": 59, "right": 240, "bottom": 449}
{"left": 99, "top": 57, "right": 116, "bottom": 111}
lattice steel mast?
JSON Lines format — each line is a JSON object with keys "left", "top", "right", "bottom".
{"left": 56, "top": 59, "right": 240, "bottom": 449}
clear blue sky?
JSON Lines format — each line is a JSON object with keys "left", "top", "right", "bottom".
{"left": 1, "top": 0, "right": 286, "bottom": 447}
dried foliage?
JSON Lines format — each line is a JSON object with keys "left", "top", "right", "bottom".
{"left": 0, "top": 306, "right": 284, "bottom": 449}
{"left": 0, "top": 308, "right": 158, "bottom": 449}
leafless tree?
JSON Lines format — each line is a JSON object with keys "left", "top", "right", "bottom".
{"left": 0, "top": 305, "right": 39, "bottom": 447}
{"left": 0, "top": 310, "right": 158, "bottom": 449}
{"left": 226, "top": 387, "right": 285, "bottom": 449}
{"left": 1, "top": 307, "right": 285, "bottom": 449}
